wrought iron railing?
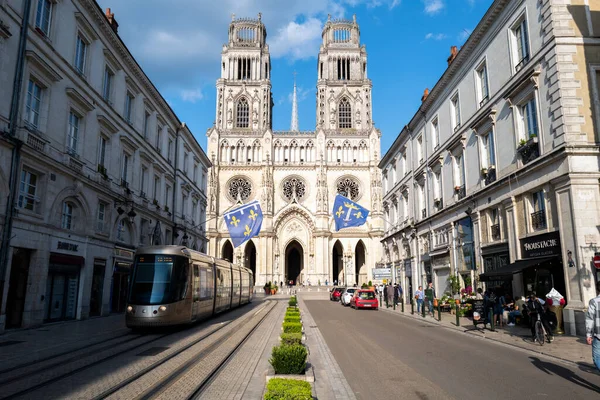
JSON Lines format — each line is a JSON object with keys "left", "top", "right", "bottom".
{"left": 531, "top": 210, "right": 546, "bottom": 230}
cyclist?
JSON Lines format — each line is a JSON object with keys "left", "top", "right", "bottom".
{"left": 525, "top": 291, "right": 554, "bottom": 343}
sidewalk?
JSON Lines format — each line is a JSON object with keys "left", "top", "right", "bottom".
{"left": 380, "top": 301, "right": 593, "bottom": 367}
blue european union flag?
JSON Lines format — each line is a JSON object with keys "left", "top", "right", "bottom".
{"left": 224, "top": 200, "right": 263, "bottom": 248}
{"left": 332, "top": 194, "right": 369, "bottom": 231}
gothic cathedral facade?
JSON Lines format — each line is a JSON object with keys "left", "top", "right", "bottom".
{"left": 206, "top": 14, "right": 384, "bottom": 287}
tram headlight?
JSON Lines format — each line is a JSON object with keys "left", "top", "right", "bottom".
{"left": 159, "top": 306, "right": 167, "bottom": 312}
{"left": 127, "top": 306, "right": 133, "bottom": 312}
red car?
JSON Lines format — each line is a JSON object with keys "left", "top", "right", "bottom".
{"left": 350, "top": 290, "right": 379, "bottom": 310}
{"left": 330, "top": 287, "right": 343, "bottom": 301}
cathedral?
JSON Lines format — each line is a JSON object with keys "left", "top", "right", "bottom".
{"left": 206, "top": 14, "right": 384, "bottom": 287}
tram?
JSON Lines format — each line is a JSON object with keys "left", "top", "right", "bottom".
{"left": 125, "top": 246, "right": 253, "bottom": 328}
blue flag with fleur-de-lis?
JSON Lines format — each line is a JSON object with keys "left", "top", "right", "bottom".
{"left": 332, "top": 194, "right": 369, "bottom": 231}
{"left": 224, "top": 200, "right": 263, "bottom": 248}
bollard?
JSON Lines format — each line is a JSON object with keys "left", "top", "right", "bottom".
{"left": 393, "top": 299, "right": 396, "bottom": 310}
{"left": 422, "top": 302, "right": 426, "bottom": 318}
{"left": 455, "top": 300, "right": 460, "bottom": 327}
{"left": 411, "top": 299, "right": 414, "bottom": 315}
{"left": 438, "top": 304, "right": 441, "bottom": 321}
{"left": 489, "top": 308, "right": 495, "bottom": 331}
{"left": 401, "top": 299, "right": 405, "bottom": 313}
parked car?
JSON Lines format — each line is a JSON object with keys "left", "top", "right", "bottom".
{"left": 330, "top": 287, "right": 344, "bottom": 301}
{"left": 350, "top": 290, "right": 379, "bottom": 310}
{"left": 341, "top": 288, "right": 357, "bottom": 306}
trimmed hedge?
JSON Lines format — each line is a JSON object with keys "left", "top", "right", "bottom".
{"left": 264, "top": 378, "right": 312, "bottom": 400}
{"left": 287, "top": 306, "right": 299, "bottom": 312}
{"left": 284, "top": 316, "right": 301, "bottom": 323}
{"left": 269, "top": 344, "right": 308, "bottom": 374}
{"left": 288, "top": 297, "right": 298, "bottom": 307}
{"left": 280, "top": 332, "right": 302, "bottom": 346}
{"left": 282, "top": 322, "right": 302, "bottom": 333}
{"left": 286, "top": 312, "right": 300, "bottom": 318}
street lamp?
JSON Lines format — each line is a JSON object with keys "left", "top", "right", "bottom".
{"left": 115, "top": 200, "right": 136, "bottom": 224}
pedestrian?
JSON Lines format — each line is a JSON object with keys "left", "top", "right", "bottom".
{"left": 386, "top": 284, "right": 394, "bottom": 308}
{"left": 280, "top": 281, "right": 283, "bottom": 290}
{"left": 475, "top": 287, "right": 483, "bottom": 300}
{"left": 325, "top": 279, "right": 328, "bottom": 287}
{"left": 414, "top": 286, "right": 424, "bottom": 314}
{"left": 393, "top": 284, "right": 399, "bottom": 307}
{"left": 585, "top": 280, "right": 600, "bottom": 371}
{"left": 424, "top": 282, "right": 436, "bottom": 317}
{"left": 494, "top": 288, "right": 507, "bottom": 328}
{"left": 397, "top": 284, "right": 403, "bottom": 305}
{"left": 334, "top": 279, "right": 337, "bottom": 286}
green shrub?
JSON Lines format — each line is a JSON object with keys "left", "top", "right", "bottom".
{"left": 282, "top": 322, "right": 302, "bottom": 333}
{"left": 284, "top": 316, "right": 301, "bottom": 323}
{"left": 264, "top": 378, "right": 312, "bottom": 400}
{"left": 280, "top": 332, "right": 302, "bottom": 346}
{"left": 269, "top": 344, "right": 308, "bottom": 374}
{"left": 368, "top": 280, "right": 373, "bottom": 286}
{"left": 288, "top": 297, "right": 298, "bottom": 307}
{"left": 286, "top": 307, "right": 299, "bottom": 312}
{"left": 285, "top": 312, "right": 300, "bottom": 318}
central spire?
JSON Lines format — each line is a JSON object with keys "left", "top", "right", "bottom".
{"left": 290, "top": 71, "right": 299, "bottom": 131}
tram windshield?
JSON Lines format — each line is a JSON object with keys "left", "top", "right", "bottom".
{"left": 129, "top": 254, "right": 188, "bottom": 305}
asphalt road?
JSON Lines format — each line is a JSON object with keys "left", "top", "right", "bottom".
{"left": 305, "top": 300, "right": 600, "bottom": 400}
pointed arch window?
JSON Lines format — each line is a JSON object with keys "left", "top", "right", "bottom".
{"left": 338, "top": 98, "right": 352, "bottom": 129}
{"left": 236, "top": 97, "right": 249, "bottom": 128}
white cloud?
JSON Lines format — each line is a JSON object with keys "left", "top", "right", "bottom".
{"left": 181, "top": 89, "right": 203, "bottom": 103}
{"left": 287, "top": 86, "right": 312, "bottom": 103}
{"left": 390, "top": 0, "right": 402, "bottom": 9}
{"left": 270, "top": 18, "right": 323, "bottom": 60}
{"left": 425, "top": 32, "right": 447, "bottom": 40}
{"left": 423, "top": 0, "right": 445, "bottom": 15}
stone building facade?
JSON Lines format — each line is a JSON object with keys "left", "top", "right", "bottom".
{"left": 0, "top": 0, "right": 210, "bottom": 333}
{"left": 206, "top": 15, "right": 384, "bottom": 287}
{"left": 380, "top": 0, "right": 600, "bottom": 335}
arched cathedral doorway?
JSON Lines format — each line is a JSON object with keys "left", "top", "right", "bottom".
{"left": 244, "top": 240, "right": 257, "bottom": 284}
{"left": 222, "top": 240, "right": 234, "bottom": 262}
{"left": 355, "top": 240, "right": 366, "bottom": 285}
{"left": 285, "top": 240, "right": 303, "bottom": 285}
{"left": 332, "top": 240, "right": 344, "bottom": 285}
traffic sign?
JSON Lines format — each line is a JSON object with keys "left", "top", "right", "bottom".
{"left": 593, "top": 255, "right": 600, "bottom": 269}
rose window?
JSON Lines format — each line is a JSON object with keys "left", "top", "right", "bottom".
{"left": 337, "top": 177, "right": 360, "bottom": 200}
{"left": 228, "top": 177, "right": 252, "bottom": 201}
{"left": 282, "top": 177, "right": 307, "bottom": 201}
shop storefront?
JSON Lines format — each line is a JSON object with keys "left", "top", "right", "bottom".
{"left": 111, "top": 246, "right": 135, "bottom": 313}
{"left": 481, "top": 244, "right": 511, "bottom": 295}
{"left": 404, "top": 259, "right": 412, "bottom": 304}
{"left": 430, "top": 250, "right": 451, "bottom": 297}
{"left": 45, "top": 246, "right": 84, "bottom": 322}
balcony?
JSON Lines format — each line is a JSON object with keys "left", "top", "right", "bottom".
{"left": 491, "top": 224, "right": 501, "bottom": 241}
{"left": 515, "top": 54, "right": 530, "bottom": 72}
{"left": 481, "top": 165, "right": 496, "bottom": 185}
{"left": 531, "top": 210, "right": 547, "bottom": 230}
{"left": 454, "top": 185, "right": 466, "bottom": 200}
{"left": 120, "top": 179, "right": 129, "bottom": 188}
{"left": 479, "top": 95, "right": 489, "bottom": 108}
{"left": 517, "top": 136, "right": 539, "bottom": 165}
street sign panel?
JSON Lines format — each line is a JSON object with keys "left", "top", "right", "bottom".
{"left": 593, "top": 255, "right": 600, "bottom": 269}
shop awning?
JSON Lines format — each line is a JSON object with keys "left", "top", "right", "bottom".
{"left": 479, "top": 256, "right": 556, "bottom": 282}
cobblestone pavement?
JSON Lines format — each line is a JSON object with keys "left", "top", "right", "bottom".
{"left": 0, "top": 300, "right": 270, "bottom": 400}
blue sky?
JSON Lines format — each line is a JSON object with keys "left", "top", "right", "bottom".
{"left": 97, "top": 0, "right": 492, "bottom": 154}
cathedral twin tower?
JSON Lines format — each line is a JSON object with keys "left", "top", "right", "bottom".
{"left": 206, "top": 14, "right": 384, "bottom": 287}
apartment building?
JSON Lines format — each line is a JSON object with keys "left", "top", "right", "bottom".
{"left": 0, "top": 0, "right": 210, "bottom": 333}
{"left": 380, "top": 0, "right": 600, "bottom": 335}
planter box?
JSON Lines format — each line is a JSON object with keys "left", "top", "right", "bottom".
{"left": 266, "top": 362, "right": 315, "bottom": 384}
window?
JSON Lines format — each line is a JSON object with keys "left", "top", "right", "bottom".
{"left": 236, "top": 98, "right": 249, "bottom": 128}
{"left": 481, "top": 131, "right": 496, "bottom": 167}
{"left": 141, "top": 166, "right": 148, "bottom": 196}
{"left": 182, "top": 195, "right": 187, "bottom": 217}
{"left": 417, "top": 135, "right": 423, "bottom": 163}
{"left": 67, "top": 111, "right": 80, "bottom": 155}
{"left": 61, "top": 202, "right": 74, "bottom": 230}
{"left": 451, "top": 94, "right": 461, "bottom": 131}
{"left": 102, "top": 67, "right": 113, "bottom": 102}
{"left": 74, "top": 34, "right": 87, "bottom": 75}
{"left": 168, "top": 137, "right": 174, "bottom": 162}
{"left": 454, "top": 152, "right": 466, "bottom": 190}
{"left": 156, "top": 125, "right": 162, "bottom": 150}
{"left": 117, "top": 219, "right": 125, "bottom": 241}
{"left": 193, "top": 164, "right": 198, "bottom": 183}
{"left": 18, "top": 169, "right": 37, "bottom": 211}
{"left": 98, "top": 136, "right": 107, "bottom": 166}
{"left": 192, "top": 200, "right": 198, "bottom": 222}
{"left": 434, "top": 171, "right": 441, "bottom": 200}
{"left": 401, "top": 153, "right": 407, "bottom": 176}
{"left": 97, "top": 202, "right": 106, "bottom": 232}
{"left": 337, "top": 57, "right": 351, "bottom": 80}
{"left": 531, "top": 190, "right": 546, "bottom": 230}
{"left": 477, "top": 63, "right": 489, "bottom": 106}
{"left": 35, "top": 0, "right": 53, "bottom": 36}
{"left": 490, "top": 208, "right": 501, "bottom": 241}
{"left": 520, "top": 97, "right": 538, "bottom": 140}
{"left": 143, "top": 111, "right": 150, "bottom": 139}
{"left": 431, "top": 118, "right": 439, "bottom": 149}
{"left": 183, "top": 152, "right": 188, "bottom": 174}
{"left": 419, "top": 183, "right": 426, "bottom": 219}
{"left": 338, "top": 97, "right": 352, "bottom": 128}
{"left": 124, "top": 92, "right": 134, "bottom": 123}
{"left": 25, "top": 80, "right": 43, "bottom": 128}
{"left": 154, "top": 175, "right": 160, "bottom": 201}
{"left": 121, "top": 153, "right": 129, "bottom": 184}
{"left": 165, "top": 185, "right": 171, "bottom": 210}
{"left": 513, "top": 17, "right": 530, "bottom": 71}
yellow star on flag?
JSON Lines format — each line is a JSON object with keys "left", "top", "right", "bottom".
{"left": 230, "top": 216, "right": 240, "bottom": 227}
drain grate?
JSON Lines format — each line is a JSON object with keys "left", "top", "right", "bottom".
{"left": 0, "top": 340, "right": 25, "bottom": 347}
{"left": 136, "top": 347, "right": 170, "bottom": 356}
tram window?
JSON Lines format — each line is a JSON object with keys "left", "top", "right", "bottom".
{"left": 129, "top": 255, "right": 189, "bottom": 305}
{"left": 193, "top": 265, "right": 200, "bottom": 302}
{"left": 200, "top": 268, "right": 213, "bottom": 300}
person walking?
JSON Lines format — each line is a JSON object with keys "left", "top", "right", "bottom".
{"left": 387, "top": 284, "right": 395, "bottom": 308}
{"left": 585, "top": 281, "right": 600, "bottom": 371}
{"left": 424, "top": 283, "right": 436, "bottom": 317}
{"left": 415, "top": 286, "right": 424, "bottom": 315}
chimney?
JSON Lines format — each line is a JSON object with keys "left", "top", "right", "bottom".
{"left": 447, "top": 46, "right": 458, "bottom": 66}
{"left": 421, "top": 88, "right": 429, "bottom": 102}
{"left": 105, "top": 8, "right": 119, "bottom": 34}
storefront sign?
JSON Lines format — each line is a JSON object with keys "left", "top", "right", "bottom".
{"left": 372, "top": 268, "right": 392, "bottom": 279}
{"left": 114, "top": 247, "right": 134, "bottom": 260}
{"left": 57, "top": 241, "right": 79, "bottom": 252}
{"left": 51, "top": 237, "right": 83, "bottom": 255}
{"left": 520, "top": 231, "right": 561, "bottom": 259}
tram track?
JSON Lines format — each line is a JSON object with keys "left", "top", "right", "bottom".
{"left": 102, "top": 300, "right": 277, "bottom": 400}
